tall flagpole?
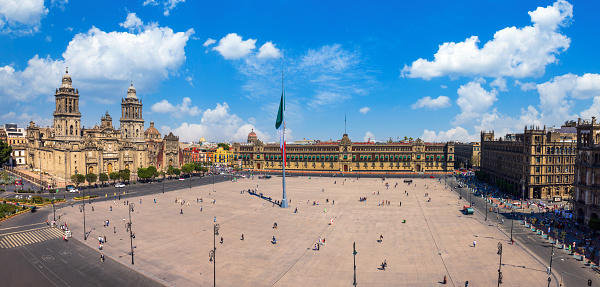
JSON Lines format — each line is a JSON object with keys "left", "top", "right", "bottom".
{"left": 281, "top": 71, "right": 288, "bottom": 208}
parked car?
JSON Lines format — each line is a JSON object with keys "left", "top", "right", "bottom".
{"left": 179, "top": 177, "right": 184, "bottom": 181}
{"left": 69, "top": 188, "right": 79, "bottom": 193}
{"left": 115, "top": 183, "right": 126, "bottom": 188}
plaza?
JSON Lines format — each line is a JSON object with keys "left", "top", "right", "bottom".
{"left": 60, "top": 176, "right": 550, "bottom": 286}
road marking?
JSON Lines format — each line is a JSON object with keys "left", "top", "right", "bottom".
{"left": 0, "top": 222, "right": 45, "bottom": 231}
{"left": 0, "top": 227, "right": 64, "bottom": 249}
{"left": 61, "top": 258, "right": 67, "bottom": 264}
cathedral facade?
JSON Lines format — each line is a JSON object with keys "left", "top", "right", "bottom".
{"left": 26, "top": 70, "right": 180, "bottom": 182}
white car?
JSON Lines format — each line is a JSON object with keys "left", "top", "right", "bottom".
{"left": 69, "top": 188, "right": 78, "bottom": 193}
{"left": 115, "top": 183, "right": 126, "bottom": 188}
{"left": 178, "top": 178, "right": 184, "bottom": 181}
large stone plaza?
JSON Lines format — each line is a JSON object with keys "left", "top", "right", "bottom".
{"left": 60, "top": 176, "right": 550, "bottom": 286}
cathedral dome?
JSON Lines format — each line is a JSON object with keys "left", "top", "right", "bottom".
{"left": 145, "top": 121, "right": 160, "bottom": 138}
{"left": 61, "top": 68, "right": 73, "bottom": 88}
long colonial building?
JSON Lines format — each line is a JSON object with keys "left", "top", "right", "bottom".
{"left": 454, "top": 142, "right": 480, "bottom": 169}
{"left": 480, "top": 125, "right": 577, "bottom": 199}
{"left": 573, "top": 117, "right": 600, "bottom": 225}
{"left": 26, "top": 70, "right": 180, "bottom": 181}
{"left": 232, "top": 131, "right": 455, "bottom": 173}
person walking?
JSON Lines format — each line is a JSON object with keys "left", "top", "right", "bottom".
{"left": 114, "top": 226, "right": 116, "bottom": 234}
{"left": 101, "top": 253, "right": 105, "bottom": 262}
{"left": 220, "top": 237, "right": 223, "bottom": 244}
{"left": 180, "top": 209, "right": 183, "bottom": 214}
{"left": 473, "top": 240, "right": 476, "bottom": 247}
{"left": 241, "top": 234, "right": 244, "bottom": 241}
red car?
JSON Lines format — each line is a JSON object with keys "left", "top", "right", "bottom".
{"left": 429, "top": 176, "right": 435, "bottom": 178}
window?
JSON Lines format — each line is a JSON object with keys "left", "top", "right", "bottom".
{"left": 536, "top": 157, "right": 541, "bottom": 163}
{"left": 536, "top": 176, "right": 540, "bottom": 183}
{"left": 547, "top": 166, "right": 552, "bottom": 173}
{"left": 417, "top": 155, "right": 420, "bottom": 159}
{"left": 547, "top": 176, "right": 552, "bottom": 183}
{"left": 535, "top": 166, "right": 540, "bottom": 173}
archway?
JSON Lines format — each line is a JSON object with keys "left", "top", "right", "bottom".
{"left": 592, "top": 213, "right": 599, "bottom": 219}
{"left": 107, "top": 163, "right": 113, "bottom": 174}
{"left": 88, "top": 166, "right": 93, "bottom": 174}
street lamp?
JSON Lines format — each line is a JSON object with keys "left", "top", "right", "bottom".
{"left": 548, "top": 240, "right": 555, "bottom": 287}
{"left": 209, "top": 223, "right": 219, "bottom": 287}
{"left": 353, "top": 242, "right": 357, "bottom": 286}
{"left": 52, "top": 195, "right": 55, "bottom": 222}
{"left": 510, "top": 210, "right": 515, "bottom": 244}
{"left": 82, "top": 191, "right": 86, "bottom": 240}
{"left": 126, "top": 202, "right": 135, "bottom": 265}
{"left": 497, "top": 242, "right": 503, "bottom": 287}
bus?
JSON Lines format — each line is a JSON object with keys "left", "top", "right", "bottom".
{"left": 14, "top": 179, "right": 22, "bottom": 187}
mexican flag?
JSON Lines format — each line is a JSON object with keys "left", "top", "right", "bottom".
{"left": 276, "top": 91, "right": 286, "bottom": 166}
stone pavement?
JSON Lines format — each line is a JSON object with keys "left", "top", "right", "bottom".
{"left": 58, "top": 176, "right": 551, "bottom": 286}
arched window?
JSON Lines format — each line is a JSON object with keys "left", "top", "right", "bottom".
{"left": 70, "top": 125, "right": 73, "bottom": 135}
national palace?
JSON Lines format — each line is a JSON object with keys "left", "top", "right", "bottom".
{"left": 232, "top": 132, "right": 455, "bottom": 173}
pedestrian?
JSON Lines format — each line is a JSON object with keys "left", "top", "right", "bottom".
{"left": 220, "top": 237, "right": 223, "bottom": 244}
{"left": 318, "top": 237, "right": 322, "bottom": 245}
{"left": 323, "top": 238, "right": 326, "bottom": 245}
{"left": 214, "top": 216, "right": 217, "bottom": 222}
{"left": 110, "top": 206, "right": 112, "bottom": 211}
{"left": 380, "top": 234, "right": 383, "bottom": 242}
{"left": 101, "top": 253, "right": 105, "bottom": 262}
{"left": 180, "top": 209, "right": 183, "bottom": 214}
{"left": 154, "top": 199, "right": 156, "bottom": 203}
{"left": 114, "top": 226, "right": 116, "bottom": 234}
{"left": 294, "top": 207, "right": 297, "bottom": 213}
{"left": 201, "top": 206, "right": 203, "bottom": 212}
{"left": 104, "top": 236, "right": 107, "bottom": 243}
{"left": 241, "top": 234, "right": 244, "bottom": 241}
{"left": 473, "top": 240, "right": 476, "bottom": 247}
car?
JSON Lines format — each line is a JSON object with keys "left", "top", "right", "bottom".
{"left": 115, "top": 183, "right": 126, "bottom": 188}
{"left": 179, "top": 178, "right": 184, "bottom": 181}
{"left": 69, "top": 188, "right": 78, "bottom": 193}
{"left": 429, "top": 176, "right": 435, "bottom": 178}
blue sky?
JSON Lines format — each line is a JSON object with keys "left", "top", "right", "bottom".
{"left": 1, "top": 0, "right": 600, "bottom": 143}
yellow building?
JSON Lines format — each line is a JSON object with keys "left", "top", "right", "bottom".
{"left": 213, "top": 147, "right": 234, "bottom": 166}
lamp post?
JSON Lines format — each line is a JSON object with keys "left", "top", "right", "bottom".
{"left": 510, "top": 210, "right": 515, "bottom": 244}
{"left": 497, "top": 242, "right": 503, "bottom": 287}
{"left": 162, "top": 179, "right": 165, "bottom": 194}
{"left": 52, "top": 195, "right": 55, "bottom": 221}
{"left": 353, "top": 242, "right": 357, "bottom": 286}
{"left": 548, "top": 240, "right": 555, "bottom": 287}
{"left": 82, "top": 189, "right": 86, "bottom": 240}
{"left": 126, "top": 203, "right": 135, "bottom": 265}
{"left": 209, "top": 223, "right": 219, "bottom": 287}
{"left": 485, "top": 189, "right": 488, "bottom": 221}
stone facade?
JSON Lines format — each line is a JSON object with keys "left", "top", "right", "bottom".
{"left": 26, "top": 70, "right": 180, "bottom": 183}
{"left": 232, "top": 133, "right": 454, "bottom": 173}
{"left": 480, "top": 126, "right": 576, "bottom": 199}
{"left": 454, "top": 142, "right": 480, "bottom": 169}
{"left": 573, "top": 117, "right": 600, "bottom": 225}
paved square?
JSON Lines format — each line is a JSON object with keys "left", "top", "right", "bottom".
{"left": 59, "top": 176, "right": 550, "bottom": 286}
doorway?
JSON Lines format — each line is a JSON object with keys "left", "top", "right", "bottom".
{"left": 343, "top": 165, "right": 348, "bottom": 172}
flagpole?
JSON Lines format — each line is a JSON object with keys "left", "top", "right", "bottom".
{"left": 281, "top": 71, "right": 288, "bottom": 208}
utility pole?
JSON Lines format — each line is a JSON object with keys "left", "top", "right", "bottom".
{"left": 83, "top": 191, "right": 86, "bottom": 240}
{"left": 52, "top": 195, "right": 56, "bottom": 221}
{"left": 353, "top": 242, "right": 358, "bottom": 286}
{"left": 209, "top": 223, "right": 219, "bottom": 287}
{"left": 510, "top": 210, "right": 515, "bottom": 244}
{"left": 497, "top": 242, "right": 503, "bottom": 286}
{"left": 548, "top": 241, "right": 555, "bottom": 287}
{"left": 127, "top": 203, "right": 135, "bottom": 265}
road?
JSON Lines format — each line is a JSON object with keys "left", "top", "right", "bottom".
{"left": 448, "top": 178, "right": 600, "bottom": 287}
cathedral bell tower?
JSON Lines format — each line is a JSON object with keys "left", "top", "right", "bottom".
{"left": 53, "top": 68, "right": 82, "bottom": 139}
{"left": 120, "top": 83, "right": 144, "bottom": 142}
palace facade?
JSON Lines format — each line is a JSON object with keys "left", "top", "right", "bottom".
{"left": 573, "top": 117, "right": 600, "bottom": 225}
{"left": 25, "top": 70, "right": 180, "bottom": 182}
{"left": 480, "top": 125, "right": 577, "bottom": 199}
{"left": 232, "top": 132, "right": 455, "bottom": 173}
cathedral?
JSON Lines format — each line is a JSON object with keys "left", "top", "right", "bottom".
{"left": 26, "top": 69, "right": 180, "bottom": 182}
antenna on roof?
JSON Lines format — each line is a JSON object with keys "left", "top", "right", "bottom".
{"left": 345, "top": 113, "right": 347, "bottom": 134}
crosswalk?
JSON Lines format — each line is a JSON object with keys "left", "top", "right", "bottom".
{"left": 0, "top": 227, "right": 64, "bottom": 249}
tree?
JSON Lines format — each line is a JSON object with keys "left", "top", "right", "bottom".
{"left": 173, "top": 168, "right": 181, "bottom": 176}
{"left": 181, "top": 163, "right": 194, "bottom": 174}
{"left": 85, "top": 173, "right": 97, "bottom": 187}
{"left": 217, "top": 143, "right": 230, "bottom": 151}
{"left": 71, "top": 174, "right": 85, "bottom": 188}
{"left": 99, "top": 173, "right": 109, "bottom": 185}
{"left": 137, "top": 167, "right": 151, "bottom": 181}
{"left": 0, "top": 140, "right": 12, "bottom": 167}
{"left": 409, "top": 137, "right": 413, "bottom": 141}
{"left": 167, "top": 165, "right": 174, "bottom": 175}
{"left": 109, "top": 172, "right": 120, "bottom": 183}
{"left": 147, "top": 166, "right": 157, "bottom": 181}
{"left": 119, "top": 169, "right": 131, "bottom": 182}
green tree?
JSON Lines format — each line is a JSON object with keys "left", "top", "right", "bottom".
{"left": 173, "top": 168, "right": 181, "bottom": 176}
{"left": 99, "top": 173, "right": 109, "bottom": 185}
{"left": 167, "top": 165, "right": 174, "bottom": 175}
{"left": 119, "top": 169, "right": 131, "bottom": 182}
{"left": 181, "top": 163, "right": 194, "bottom": 174}
{"left": 147, "top": 166, "right": 158, "bottom": 181}
{"left": 1, "top": 170, "right": 9, "bottom": 182}
{"left": 71, "top": 174, "right": 85, "bottom": 188}
{"left": 0, "top": 140, "right": 12, "bottom": 167}
{"left": 217, "top": 143, "right": 230, "bottom": 150}
{"left": 85, "top": 173, "right": 97, "bottom": 187}
{"left": 109, "top": 172, "right": 120, "bottom": 183}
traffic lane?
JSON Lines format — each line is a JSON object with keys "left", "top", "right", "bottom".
{"left": 5, "top": 237, "right": 165, "bottom": 287}
{"left": 455, "top": 183, "right": 598, "bottom": 287}
{"left": 0, "top": 204, "right": 52, "bottom": 233}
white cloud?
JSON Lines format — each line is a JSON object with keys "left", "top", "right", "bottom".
{"left": 185, "top": 75, "right": 193, "bottom": 87}
{"left": 119, "top": 12, "right": 143, "bottom": 32}
{"left": 490, "top": 77, "right": 507, "bottom": 91}
{"left": 257, "top": 41, "right": 281, "bottom": 60}
{"left": 309, "top": 92, "right": 349, "bottom": 108}
{"left": 580, "top": 97, "right": 600, "bottom": 120}
{"left": 213, "top": 33, "right": 256, "bottom": 60}
{"left": 151, "top": 97, "right": 200, "bottom": 118}
{"left": 359, "top": 107, "right": 370, "bottom": 114}
{"left": 420, "top": 126, "right": 478, "bottom": 143}
{"left": 160, "top": 102, "right": 269, "bottom": 142}
{"left": 363, "top": 131, "right": 375, "bottom": 142}
{"left": 440, "top": 85, "right": 447, "bottom": 89}
{"left": 0, "top": 0, "right": 49, "bottom": 35}
{"left": 536, "top": 73, "right": 600, "bottom": 126}
{"left": 143, "top": 0, "right": 184, "bottom": 16}
{"left": 203, "top": 38, "right": 215, "bottom": 47}
{"left": 300, "top": 44, "right": 359, "bottom": 71}
{"left": 401, "top": 0, "right": 572, "bottom": 79}
{"left": 515, "top": 80, "right": 537, "bottom": 91}
{"left": 1, "top": 110, "right": 51, "bottom": 127}
{"left": 0, "top": 14, "right": 194, "bottom": 103}
{"left": 411, "top": 95, "right": 451, "bottom": 110}
{"left": 454, "top": 81, "right": 498, "bottom": 124}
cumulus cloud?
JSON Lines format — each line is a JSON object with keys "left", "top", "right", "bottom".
{"left": 203, "top": 38, "right": 215, "bottom": 47}
{"left": 401, "top": 0, "right": 572, "bottom": 79}
{"left": 363, "top": 131, "right": 375, "bottom": 142}
{"left": 213, "top": 33, "right": 256, "bottom": 60}
{"left": 151, "top": 97, "right": 200, "bottom": 118}
{"left": 309, "top": 92, "right": 349, "bottom": 108}
{"left": 454, "top": 81, "right": 498, "bottom": 124}
{"left": 0, "top": 13, "right": 194, "bottom": 104}
{"left": 411, "top": 95, "right": 451, "bottom": 110}
{"left": 515, "top": 80, "right": 537, "bottom": 91}
{"left": 0, "top": 0, "right": 49, "bottom": 35}
{"left": 580, "top": 97, "right": 600, "bottom": 120}
{"left": 143, "top": 0, "right": 184, "bottom": 16}
{"left": 119, "top": 12, "right": 143, "bottom": 31}
{"left": 257, "top": 41, "right": 281, "bottom": 59}
{"left": 160, "top": 102, "right": 269, "bottom": 142}
{"left": 420, "top": 126, "right": 478, "bottom": 143}
{"left": 490, "top": 77, "right": 507, "bottom": 91}
{"left": 359, "top": 107, "right": 370, "bottom": 114}
{"left": 1, "top": 110, "right": 52, "bottom": 127}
